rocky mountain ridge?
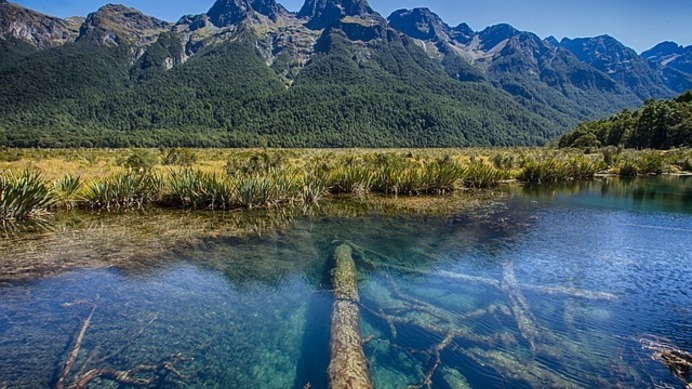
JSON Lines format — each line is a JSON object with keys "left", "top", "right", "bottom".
{"left": 641, "top": 41, "right": 692, "bottom": 93}
{"left": 2, "top": 0, "right": 687, "bottom": 95}
{"left": 0, "top": 0, "right": 689, "bottom": 148}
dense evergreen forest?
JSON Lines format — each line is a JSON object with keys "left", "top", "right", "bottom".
{"left": 0, "top": 30, "right": 563, "bottom": 148}
{"left": 559, "top": 91, "right": 692, "bottom": 149}
{"left": 1, "top": 0, "right": 690, "bottom": 148}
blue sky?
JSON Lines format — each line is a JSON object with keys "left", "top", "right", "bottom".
{"left": 12, "top": 0, "right": 691, "bottom": 53}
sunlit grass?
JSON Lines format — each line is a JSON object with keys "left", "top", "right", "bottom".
{"left": 1, "top": 147, "right": 689, "bottom": 227}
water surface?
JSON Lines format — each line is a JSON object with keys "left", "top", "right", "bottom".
{"left": 0, "top": 177, "right": 690, "bottom": 388}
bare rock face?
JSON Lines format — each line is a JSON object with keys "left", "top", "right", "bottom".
{"left": 560, "top": 35, "right": 674, "bottom": 99}
{"left": 641, "top": 42, "right": 692, "bottom": 93}
{"left": 207, "top": 0, "right": 289, "bottom": 27}
{"left": 77, "top": 4, "right": 172, "bottom": 46}
{"left": 0, "top": 1, "right": 81, "bottom": 48}
{"left": 298, "top": 0, "right": 378, "bottom": 29}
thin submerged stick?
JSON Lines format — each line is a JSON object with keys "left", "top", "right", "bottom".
{"left": 55, "top": 303, "right": 190, "bottom": 389}
{"left": 69, "top": 354, "right": 190, "bottom": 389}
{"left": 55, "top": 304, "right": 97, "bottom": 389}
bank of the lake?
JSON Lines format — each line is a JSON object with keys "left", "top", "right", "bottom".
{"left": 1, "top": 147, "right": 690, "bottom": 228}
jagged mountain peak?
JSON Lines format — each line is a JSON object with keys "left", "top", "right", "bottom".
{"left": 560, "top": 35, "right": 638, "bottom": 63}
{"left": 545, "top": 35, "right": 559, "bottom": 46}
{"left": 387, "top": 8, "right": 475, "bottom": 46}
{"left": 78, "top": 3, "right": 171, "bottom": 46}
{"left": 298, "top": 0, "right": 376, "bottom": 29}
{"left": 641, "top": 41, "right": 687, "bottom": 59}
{"left": 477, "top": 23, "right": 520, "bottom": 51}
{"left": 452, "top": 22, "right": 473, "bottom": 35}
{"left": 387, "top": 8, "right": 450, "bottom": 41}
{"left": 641, "top": 41, "right": 692, "bottom": 92}
{"left": 207, "top": 0, "right": 289, "bottom": 27}
{"left": 0, "top": 1, "right": 81, "bottom": 47}
{"left": 559, "top": 35, "right": 675, "bottom": 99}
{"left": 479, "top": 24, "right": 519, "bottom": 40}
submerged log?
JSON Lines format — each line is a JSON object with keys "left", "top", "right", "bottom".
{"left": 342, "top": 239, "right": 617, "bottom": 302}
{"left": 329, "top": 244, "right": 373, "bottom": 389}
{"left": 502, "top": 262, "right": 541, "bottom": 352}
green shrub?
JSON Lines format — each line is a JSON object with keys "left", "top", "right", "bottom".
{"left": 0, "top": 170, "right": 53, "bottom": 226}
{"left": 167, "top": 169, "right": 233, "bottom": 210}
{"left": 83, "top": 172, "right": 161, "bottom": 210}
{"left": 618, "top": 160, "right": 639, "bottom": 176}
{"left": 462, "top": 162, "right": 503, "bottom": 189}
{"left": 123, "top": 150, "right": 159, "bottom": 173}
{"left": 162, "top": 148, "right": 198, "bottom": 166}
{"left": 51, "top": 174, "right": 82, "bottom": 209}
{"left": 637, "top": 151, "right": 665, "bottom": 175}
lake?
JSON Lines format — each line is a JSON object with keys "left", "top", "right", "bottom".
{"left": 0, "top": 176, "right": 690, "bottom": 388}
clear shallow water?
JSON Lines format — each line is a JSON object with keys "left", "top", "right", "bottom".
{"left": 0, "top": 177, "right": 690, "bottom": 388}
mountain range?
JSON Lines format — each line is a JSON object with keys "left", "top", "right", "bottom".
{"left": 0, "top": 0, "right": 689, "bottom": 147}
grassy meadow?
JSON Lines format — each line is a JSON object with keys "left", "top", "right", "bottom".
{"left": 1, "top": 147, "right": 690, "bottom": 227}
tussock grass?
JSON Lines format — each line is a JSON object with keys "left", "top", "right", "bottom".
{"left": 1, "top": 147, "right": 689, "bottom": 227}
{"left": 82, "top": 171, "right": 162, "bottom": 210}
{"left": 0, "top": 170, "right": 53, "bottom": 227}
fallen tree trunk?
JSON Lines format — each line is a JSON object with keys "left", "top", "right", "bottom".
{"left": 328, "top": 244, "right": 373, "bottom": 389}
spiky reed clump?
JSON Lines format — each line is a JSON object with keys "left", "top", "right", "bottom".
{"left": 51, "top": 174, "right": 82, "bottom": 209}
{"left": 421, "top": 156, "right": 466, "bottom": 193}
{"left": 462, "top": 162, "right": 503, "bottom": 189}
{"left": 0, "top": 170, "right": 53, "bottom": 227}
{"left": 301, "top": 169, "right": 329, "bottom": 204}
{"left": 82, "top": 172, "right": 161, "bottom": 210}
{"left": 518, "top": 156, "right": 601, "bottom": 183}
{"left": 369, "top": 153, "right": 414, "bottom": 195}
{"left": 637, "top": 151, "right": 666, "bottom": 175}
{"left": 563, "top": 156, "right": 601, "bottom": 180}
{"left": 167, "top": 168, "right": 233, "bottom": 210}
{"left": 618, "top": 160, "right": 639, "bottom": 177}
{"left": 328, "top": 157, "right": 375, "bottom": 195}
{"left": 235, "top": 175, "right": 277, "bottom": 209}
{"left": 518, "top": 159, "right": 566, "bottom": 183}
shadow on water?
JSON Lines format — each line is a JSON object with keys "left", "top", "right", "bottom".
{"left": 292, "top": 263, "right": 333, "bottom": 389}
{"left": 519, "top": 175, "right": 692, "bottom": 214}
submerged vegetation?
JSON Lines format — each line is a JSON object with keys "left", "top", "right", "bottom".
{"left": 0, "top": 147, "right": 690, "bottom": 227}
